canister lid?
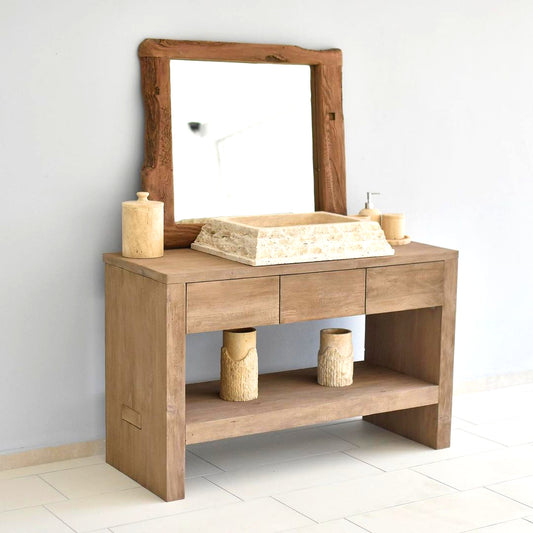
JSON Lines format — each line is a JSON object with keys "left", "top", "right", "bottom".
{"left": 122, "top": 192, "right": 163, "bottom": 208}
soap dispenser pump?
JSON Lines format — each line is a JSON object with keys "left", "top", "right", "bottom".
{"left": 358, "top": 192, "right": 382, "bottom": 224}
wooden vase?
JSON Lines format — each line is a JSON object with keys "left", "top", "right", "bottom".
{"left": 317, "top": 328, "right": 353, "bottom": 387}
{"left": 220, "top": 328, "right": 258, "bottom": 401}
{"left": 122, "top": 192, "right": 164, "bottom": 258}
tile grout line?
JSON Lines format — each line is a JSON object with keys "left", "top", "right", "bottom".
{"left": 451, "top": 415, "right": 479, "bottom": 426}
{"left": 0, "top": 456, "right": 106, "bottom": 481}
{"left": 201, "top": 475, "right": 245, "bottom": 502}
{"left": 277, "top": 483, "right": 470, "bottom": 526}
{"left": 186, "top": 448, "right": 227, "bottom": 472}
{"left": 95, "top": 494, "right": 282, "bottom": 532}
{"left": 37, "top": 474, "right": 78, "bottom": 532}
{"left": 0, "top": 503, "right": 77, "bottom": 532}
{"left": 319, "top": 425, "right": 364, "bottom": 448}
{"left": 408, "top": 467, "right": 463, "bottom": 492}
{"left": 270, "top": 494, "right": 319, "bottom": 525}
{"left": 455, "top": 427, "right": 516, "bottom": 448}
{"left": 486, "top": 471, "right": 533, "bottom": 488}
{"left": 268, "top": 466, "right": 466, "bottom": 518}
{"left": 201, "top": 452, "right": 389, "bottom": 503}
{"left": 344, "top": 516, "right": 373, "bottom": 533}
{"left": 344, "top": 487, "right": 481, "bottom": 525}
{"left": 484, "top": 485, "right": 533, "bottom": 510}
{"left": 38, "top": 473, "right": 71, "bottom": 501}
{"left": 460, "top": 517, "right": 532, "bottom": 533}
{"left": 393, "top": 444, "right": 505, "bottom": 472}
{"left": 338, "top": 449, "right": 387, "bottom": 473}
{"left": 411, "top": 453, "right": 533, "bottom": 495}
{"left": 406, "top": 443, "right": 520, "bottom": 476}
{"left": 324, "top": 425, "right": 508, "bottom": 470}
{"left": 190, "top": 447, "right": 367, "bottom": 473}
{"left": 42, "top": 504, "right": 78, "bottom": 533}
{"left": 38, "top": 470, "right": 145, "bottom": 501}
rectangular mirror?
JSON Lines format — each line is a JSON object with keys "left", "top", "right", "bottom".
{"left": 139, "top": 39, "right": 346, "bottom": 248}
{"left": 171, "top": 60, "right": 314, "bottom": 221}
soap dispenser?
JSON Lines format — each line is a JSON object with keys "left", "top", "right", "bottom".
{"left": 358, "top": 192, "right": 382, "bottom": 224}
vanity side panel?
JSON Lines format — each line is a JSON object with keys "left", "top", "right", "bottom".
{"left": 364, "top": 257, "right": 457, "bottom": 449}
{"left": 437, "top": 256, "right": 458, "bottom": 446}
{"left": 105, "top": 265, "right": 186, "bottom": 500}
{"left": 364, "top": 308, "right": 441, "bottom": 448}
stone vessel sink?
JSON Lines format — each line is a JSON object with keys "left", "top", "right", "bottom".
{"left": 191, "top": 212, "right": 394, "bottom": 266}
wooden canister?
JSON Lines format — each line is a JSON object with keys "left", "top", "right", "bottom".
{"left": 381, "top": 213, "right": 405, "bottom": 241}
{"left": 122, "top": 192, "right": 164, "bottom": 258}
{"left": 317, "top": 328, "right": 353, "bottom": 387}
{"left": 220, "top": 328, "right": 258, "bottom": 402}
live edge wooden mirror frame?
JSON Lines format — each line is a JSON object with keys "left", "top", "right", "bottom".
{"left": 138, "top": 38, "right": 347, "bottom": 248}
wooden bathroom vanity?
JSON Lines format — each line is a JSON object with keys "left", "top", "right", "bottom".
{"left": 104, "top": 242, "right": 457, "bottom": 501}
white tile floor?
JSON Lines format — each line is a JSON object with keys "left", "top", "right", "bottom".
{"left": 1, "top": 384, "right": 533, "bottom": 532}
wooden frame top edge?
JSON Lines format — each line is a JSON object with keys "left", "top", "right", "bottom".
{"left": 138, "top": 38, "right": 342, "bottom": 65}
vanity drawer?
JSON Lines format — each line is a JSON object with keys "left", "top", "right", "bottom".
{"left": 187, "top": 276, "right": 279, "bottom": 333}
{"left": 366, "top": 262, "right": 444, "bottom": 314}
{"left": 280, "top": 269, "right": 365, "bottom": 323}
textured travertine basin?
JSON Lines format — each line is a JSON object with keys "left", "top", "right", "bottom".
{"left": 191, "top": 212, "right": 394, "bottom": 266}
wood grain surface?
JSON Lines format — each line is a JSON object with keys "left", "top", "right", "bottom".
{"left": 364, "top": 256, "right": 458, "bottom": 449}
{"left": 105, "top": 243, "right": 458, "bottom": 501}
{"left": 187, "top": 276, "right": 280, "bottom": 333}
{"left": 186, "top": 362, "right": 439, "bottom": 444}
{"left": 103, "top": 242, "right": 458, "bottom": 285}
{"left": 139, "top": 39, "right": 342, "bottom": 64}
{"left": 280, "top": 269, "right": 365, "bottom": 323}
{"left": 138, "top": 39, "right": 346, "bottom": 248}
{"left": 366, "top": 261, "right": 444, "bottom": 314}
{"left": 105, "top": 265, "right": 186, "bottom": 501}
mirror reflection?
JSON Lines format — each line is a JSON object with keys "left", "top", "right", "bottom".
{"left": 170, "top": 60, "right": 315, "bottom": 222}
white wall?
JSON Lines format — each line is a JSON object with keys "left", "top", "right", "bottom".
{"left": 1, "top": 0, "right": 532, "bottom": 453}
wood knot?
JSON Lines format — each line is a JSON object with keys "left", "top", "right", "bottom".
{"left": 265, "top": 54, "right": 288, "bottom": 63}
{"left": 155, "top": 86, "right": 160, "bottom": 95}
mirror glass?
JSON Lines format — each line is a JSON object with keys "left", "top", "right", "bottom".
{"left": 170, "top": 60, "right": 315, "bottom": 222}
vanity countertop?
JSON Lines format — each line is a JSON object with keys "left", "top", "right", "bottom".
{"left": 103, "top": 241, "right": 458, "bottom": 285}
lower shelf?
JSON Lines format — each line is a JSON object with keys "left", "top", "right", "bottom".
{"left": 186, "top": 361, "right": 438, "bottom": 444}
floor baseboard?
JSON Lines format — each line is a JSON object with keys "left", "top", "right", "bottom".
{"left": 454, "top": 369, "right": 533, "bottom": 394}
{"left": 0, "top": 439, "right": 105, "bottom": 471}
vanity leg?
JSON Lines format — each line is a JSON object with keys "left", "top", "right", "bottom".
{"left": 364, "top": 258, "right": 457, "bottom": 448}
{"left": 105, "top": 266, "right": 186, "bottom": 501}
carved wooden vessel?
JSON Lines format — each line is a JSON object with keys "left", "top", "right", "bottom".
{"left": 220, "top": 328, "right": 259, "bottom": 402}
{"left": 317, "top": 328, "right": 354, "bottom": 387}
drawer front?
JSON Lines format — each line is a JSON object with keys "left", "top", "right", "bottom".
{"left": 366, "top": 262, "right": 444, "bottom": 314}
{"left": 187, "top": 276, "right": 279, "bottom": 333}
{"left": 280, "top": 269, "right": 365, "bottom": 323}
